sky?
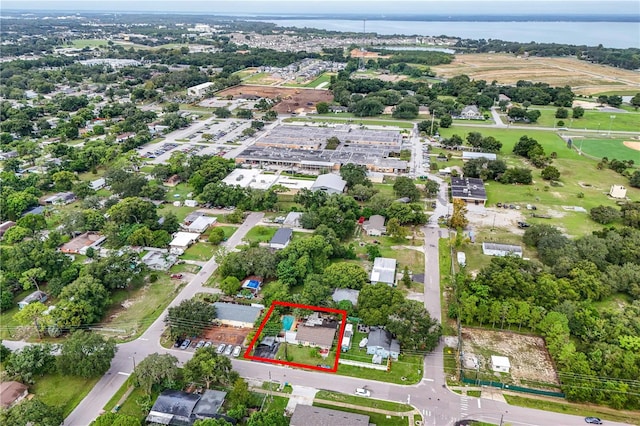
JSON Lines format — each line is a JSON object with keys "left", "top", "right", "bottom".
{"left": 2, "top": 0, "right": 639, "bottom": 15}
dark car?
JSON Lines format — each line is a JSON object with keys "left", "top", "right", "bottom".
{"left": 585, "top": 418, "right": 602, "bottom": 425}
{"left": 174, "top": 338, "right": 184, "bottom": 348}
{"left": 517, "top": 221, "right": 530, "bottom": 228}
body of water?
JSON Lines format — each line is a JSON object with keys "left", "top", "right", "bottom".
{"left": 261, "top": 19, "right": 640, "bottom": 49}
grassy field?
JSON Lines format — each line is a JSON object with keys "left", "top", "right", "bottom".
{"left": 305, "top": 72, "right": 334, "bottom": 88}
{"left": 232, "top": 67, "right": 260, "bottom": 80}
{"left": 33, "top": 373, "right": 100, "bottom": 417}
{"left": 181, "top": 242, "right": 216, "bottom": 261}
{"left": 506, "top": 108, "right": 640, "bottom": 132}
{"left": 574, "top": 137, "right": 640, "bottom": 162}
{"left": 313, "top": 402, "right": 409, "bottom": 426}
{"left": 504, "top": 395, "right": 640, "bottom": 425}
{"left": 68, "top": 39, "right": 109, "bottom": 48}
{"left": 243, "top": 72, "right": 281, "bottom": 85}
{"left": 243, "top": 225, "right": 277, "bottom": 244}
{"left": 103, "top": 275, "right": 185, "bottom": 340}
{"left": 315, "top": 390, "right": 413, "bottom": 412}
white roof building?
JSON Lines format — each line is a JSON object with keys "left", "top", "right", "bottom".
{"left": 610, "top": 185, "right": 627, "bottom": 199}
{"left": 187, "top": 216, "right": 217, "bottom": 234}
{"left": 169, "top": 232, "right": 200, "bottom": 254}
{"left": 310, "top": 173, "right": 347, "bottom": 194}
{"left": 370, "top": 257, "right": 397, "bottom": 286}
{"left": 482, "top": 242, "right": 523, "bottom": 258}
{"left": 222, "top": 169, "right": 262, "bottom": 188}
{"left": 187, "top": 82, "right": 215, "bottom": 97}
{"left": 90, "top": 178, "right": 106, "bottom": 190}
{"left": 490, "top": 355, "right": 511, "bottom": 373}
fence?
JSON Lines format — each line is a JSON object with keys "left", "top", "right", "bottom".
{"left": 338, "top": 358, "right": 388, "bottom": 371}
{"left": 460, "top": 371, "right": 565, "bottom": 398}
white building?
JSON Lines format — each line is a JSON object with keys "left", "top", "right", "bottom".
{"left": 610, "top": 185, "right": 627, "bottom": 199}
{"left": 362, "top": 215, "right": 386, "bottom": 236}
{"left": 490, "top": 355, "right": 511, "bottom": 373}
{"left": 482, "top": 242, "right": 523, "bottom": 258}
{"left": 370, "top": 257, "right": 397, "bottom": 286}
{"left": 310, "top": 173, "right": 347, "bottom": 194}
{"left": 169, "top": 232, "right": 200, "bottom": 254}
{"left": 187, "top": 82, "right": 215, "bottom": 97}
{"left": 457, "top": 252, "right": 466, "bottom": 266}
{"left": 90, "top": 178, "right": 106, "bottom": 190}
{"left": 187, "top": 216, "right": 217, "bottom": 233}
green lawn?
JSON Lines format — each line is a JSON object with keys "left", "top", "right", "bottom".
{"left": 102, "top": 275, "right": 185, "bottom": 340}
{"left": 181, "top": 242, "right": 216, "bottom": 262}
{"left": 68, "top": 39, "right": 109, "bottom": 48}
{"left": 505, "top": 108, "right": 640, "bottom": 132}
{"left": 315, "top": 390, "right": 413, "bottom": 412}
{"left": 157, "top": 205, "right": 196, "bottom": 222}
{"left": 32, "top": 373, "right": 100, "bottom": 417}
{"left": 103, "top": 379, "right": 133, "bottom": 412}
{"left": 336, "top": 347, "right": 423, "bottom": 385}
{"left": 313, "top": 402, "right": 409, "bottom": 426}
{"left": 276, "top": 343, "right": 336, "bottom": 367}
{"left": 574, "top": 137, "right": 640, "bottom": 162}
{"left": 243, "top": 225, "right": 277, "bottom": 244}
{"left": 305, "top": 72, "right": 334, "bottom": 88}
{"left": 503, "top": 395, "right": 640, "bottom": 426}
{"left": 243, "top": 72, "right": 276, "bottom": 85}
{"left": 0, "top": 288, "right": 42, "bottom": 340}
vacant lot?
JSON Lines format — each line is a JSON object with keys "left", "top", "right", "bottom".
{"left": 462, "top": 328, "right": 559, "bottom": 388}
{"left": 216, "top": 85, "right": 334, "bottom": 113}
{"left": 431, "top": 54, "right": 640, "bottom": 95}
{"left": 201, "top": 324, "right": 251, "bottom": 346}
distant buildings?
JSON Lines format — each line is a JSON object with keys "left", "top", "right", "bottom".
{"left": 187, "top": 82, "right": 215, "bottom": 97}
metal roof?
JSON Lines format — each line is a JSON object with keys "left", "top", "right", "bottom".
{"left": 213, "top": 302, "right": 262, "bottom": 324}
{"left": 311, "top": 173, "right": 347, "bottom": 193}
{"left": 370, "top": 257, "right": 396, "bottom": 285}
{"left": 270, "top": 227, "right": 293, "bottom": 245}
{"left": 290, "top": 404, "right": 370, "bottom": 426}
{"left": 451, "top": 177, "right": 487, "bottom": 200}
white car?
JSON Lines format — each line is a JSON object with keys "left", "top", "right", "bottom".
{"left": 232, "top": 345, "right": 242, "bottom": 357}
{"left": 354, "top": 388, "right": 371, "bottom": 397}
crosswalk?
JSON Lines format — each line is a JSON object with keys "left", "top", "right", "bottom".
{"left": 460, "top": 395, "right": 469, "bottom": 417}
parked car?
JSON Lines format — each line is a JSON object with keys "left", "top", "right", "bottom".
{"left": 195, "top": 341, "right": 205, "bottom": 349}
{"left": 179, "top": 339, "right": 191, "bottom": 350}
{"left": 204, "top": 341, "right": 212, "bottom": 348}
{"left": 174, "top": 338, "right": 184, "bottom": 348}
{"left": 354, "top": 388, "right": 371, "bottom": 397}
{"left": 216, "top": 343, "right": 226, "bottom": 354}
{"left": 232, "top": 345, "right": 242, "bottom": 357}
{"left": 585, "top": 418, "right": 602, "bottom": 425}
{"left": 517, "top": 221, "right": 530, "bottom": 228}
{"left": 170, "top": 274, "right": 183, "bottom": 279}
{"left": 224, "top": 345, "right": 233, "bottom": 356}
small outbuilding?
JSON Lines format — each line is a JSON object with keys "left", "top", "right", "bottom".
{"left": 370, "top": 257, "right": 397, "bottom": 286}
{"left": 90, "top": 178, "right": 106, "bottom": 191}
{"left": 18, "top": 290, "right": 48, "bottom": 310}
{"left": 610, "top": 184, "right": 627, "bottom": 199}
{"left": 490, "top": 355, "right": 511, "bottom": 373}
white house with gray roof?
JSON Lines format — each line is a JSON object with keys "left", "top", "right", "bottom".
{"left": 213, "top": 302, "right": 262, "bottom": 328}
{"left": 366, "top": 327, "right": 400, "bottom": 360}
{"left": 269, "top": 228, "right": 293, "bottom": 250}
{"left": 310, "top": 173, "right": 346, "bottom": 194}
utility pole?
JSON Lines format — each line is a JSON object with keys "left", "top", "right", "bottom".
{"left": 499, "top": 414, "right": 504, "bottom": 426}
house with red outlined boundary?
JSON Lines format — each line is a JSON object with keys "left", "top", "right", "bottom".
{"left": 243, "top": 300, "right": 347, "bottom": 373}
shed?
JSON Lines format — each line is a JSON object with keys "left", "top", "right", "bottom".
{"left": 610, "top": 185, "right": 627, "bottom": 199}
{"left": 370, "top": 257, "right": 397, "bottom": 286}
{"left": 482, "top": 242, "right": 523, "bottom": 258}
{"left": 341, "top": 323, "right": 353, "bottom": 352}
{"left": 457, "top": 252, "right": 466, "bottom": 266}
{"left": 490, "top": 355, "right": 511, "bottom": 373}
{"left": 0, "top": 381, "right": 28, "bottom": 409}
{"left": 269, "top": 228, "right": 293, "bottom": 250}
{"left": 283, "top": 211, "right": 303, "bottom": 228}
{"left": 213, "top": 302, "right": 262, "bottom": 328}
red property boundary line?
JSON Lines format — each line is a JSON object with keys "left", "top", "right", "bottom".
{"left": 243, "top": 300, "right": 348, "bottom": 373}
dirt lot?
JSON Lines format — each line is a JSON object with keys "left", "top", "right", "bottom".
{"left": 467, "top": 205, "right": 526, "bottom": 232}
{"left": 432, "top": 53, "right": 640, "bottom": 95}
{"left": 462, "top": 328, "right": 559, "bottom": 387}
{"left": 216, "top": 85, "right": 334, "bottom": 113}
{"left": 201, "top": 324, "right": 251, "bottom": 346}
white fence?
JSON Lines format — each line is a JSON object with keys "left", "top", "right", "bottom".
{"left": 338, "top": 358, "right": 387, "bottom": 371}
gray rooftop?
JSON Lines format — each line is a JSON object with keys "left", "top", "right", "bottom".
{"left": 148, "top": 389, "right": 200, "bottom": 419}
{"left": 462, "top": 152, "right": 497, "bottom": 161}
{"left": 367, "top": 327, "right": 401, "bottom": 353}
{"left": 270, "top": 227, "right": 293, "bottom": 246}
{"left": 311, "top": 173, "right": 347, "bottom": 193}
{"left": 371, "top": 257, "right": 397, "bottom": 285}
{"left": 451, "top": 177, "right": 487, "bottom": 200}
{"left": 290, "top": 403, "right": 370, "bottom": 426}
{"left": 331, "top": 288, "right": 360, "bottom": 306}
{"left": 482, "top": 242, "right": 523, "bottom": 253}
{"left": 192, "top": 389, "right": 227, "bottom": 417}
{"left": 255, "top": 124, "right": 402, "bottom": 149}
{"left": 213, "top": 302, "right": 262, "bottom": 324}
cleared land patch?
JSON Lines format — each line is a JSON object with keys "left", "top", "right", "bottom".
{"left": 216, "top": 85, "right": 333, "bottom": 113}
{"left": 431, "top": 54, "right": 640, "bottom": 95}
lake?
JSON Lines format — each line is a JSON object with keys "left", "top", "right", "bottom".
{"left": 259, "top": 19, "right": 640, "bottom": 49}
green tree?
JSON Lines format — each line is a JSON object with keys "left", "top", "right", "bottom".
{"left": 386, "top": 300, "right": 441, "bottom": 352}
{"left": 246, "top": 410, "right": 288, "bottom": 426}
{"left": 392, "top": 101, "right": 419, "bottom": 119}
{"left": 165, "top": 299, "right": 216, "bottom": 339}
{"left": 387, "top": 217, "right": 408, "bottom": 241}
{"left": 193, "top": 419, "right": 233, "bottom": 426}
{"left": 90, "top": 412, "right": 142, "bottom": 426}
{"left": 572, "top": 106, "right": 585, "bottom": 118}
{"left": 227, "top": 377, "right": 252, "bottom": 409}
{"left": 590, "top": 205, "right": 621, "bottom": 224}
{"left": 58, "top": 331, "right": 117, "bottom": 378}
{"left": 439, "top": 114, "right": 452, "bottom": 128}
{"left": 393, "top": 176, "right": 420, "bottom": 201}
{"left": 132, "top": 353, "right": 179, "bottom": 394}
{"left": 1, "top": 399, "right": 64, "bottom": 426}
{"left": 541, "top": 165, "right": 560, "bottom": 181}
{"left": 315, "top": 102, "right": 329, "bottom": 114}
{"left": 555, "top": 107, "right": 569, "bottom": 119}
{"left": 208, "top": 227, "right": 226, "bottom": 245}
{"left": 365, "top": 244, "right": 381, "bottom": 261}
{"left": 449, "top": 199, "right": 469, "bottom": 229}
{"left": 16, "top": 214, "right": 47, "bottom": 233}
{"left": 53, "top": 275, "right": 110, "bottom": 327}
{"left": 322, "top": 262, "right": 368, "bottom": 289}
{"left": 2, "top": 226, "right": 31, "bottom": 244}
{"left": 5, "top": 343, "right": 55, "bottom": 384}
{"left": 339, "top": 163, "right": 371, "bottom": 188}
{"left": 357, "top": 283, "right": 405, "bottom": 326}
{"left": 52, "top": 170, "right": 76, "bottom": 191}
{"left": 183, "top": 346, "right": 237, "bottom": 389}
{"left": 214, "top": 107, "right": 232, "bottom": 118}
{"left": 220, "top": 276, "right": 242, "bottom": 296}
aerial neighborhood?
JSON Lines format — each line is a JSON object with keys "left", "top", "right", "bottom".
{"left": 0, "top": 5, "right": 639, "bottom": 426}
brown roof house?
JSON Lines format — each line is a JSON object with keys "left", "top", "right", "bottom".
{"left": 0, "top": 381, "right": 28, "bottom": 409}
{"left": 164, "top": 174, "right": 182, "bottom": 187}
{"left": 60, "top": 232, "right": 106, "bottom": 255}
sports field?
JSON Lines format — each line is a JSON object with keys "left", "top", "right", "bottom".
{"left": 574, "top": 138, "right": 640, "bottom": 162}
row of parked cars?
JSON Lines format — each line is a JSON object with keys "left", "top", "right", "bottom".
{"left": 141, "top": 142, "right": 179, "bottom": 159}
{"left": 175, "top": 338, "right": 242, "bottom": 357}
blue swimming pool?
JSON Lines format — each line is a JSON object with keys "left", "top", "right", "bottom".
{"left": 282, "top": 315, "right": 294, "bottom": 331}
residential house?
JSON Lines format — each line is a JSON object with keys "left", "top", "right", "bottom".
{"left": 362, "top": 215, "right": 386, "bottom": 236}
{"left": 213, "top": 302, "right": 262, "bottom": 328}
{"left": 310, "top": 173, "right": 347, "bottom": 194}
{"left": 43, "top": 192, "right": 76, "bottom": 205}
{"left": 59, "top": 232, "right": 106, "bottom": 255}
{"left": 610, "top": 185, "right": 627, "bottom": 199}
{"left": 184, "top": 211, "right": 205, "bottom": 226}
{"left": 141, "top": 250, "right": 178, "bottom": 271}
{"left": 0, "top": 150, "right": 18, "bottom": 160}
{"left": 283, "top": 211, "right": 303, "bottom": 228}
{"left": 294, "top": 324, "right": 337, "bottom": 350}
{"left": 0, "top": 381, "right": 29, "bottom": 409}
{"left": 115, "top": 132, "right": 135, "bottom": 143}
{"left": 490, "top": 355, "right": 511, "bottom": 373}
{"left": 90, "top": 178, "right": 106, "bottom": 190}
{"left": 187, "top": 216, "right": 217, "bottom": 234}
{"left": 269, "top": 228, "right": 293, "bottom": 250}
{"left": 22, "top": 206, "right": 45, "bottom": 216}
{"left": 366, "top": 327, "right": 400, "bottom": 360}
{"left": 290, "top": 404, "right": 370, "bottom": 426}
{"left": 370, "top": 257, "right": 397, "bottom": 286}
{"left": 0, "top": 221, "right": 16, "bottom": 238}
{"left": 451, "top": 177, "right": 487, "bottom": 206}
{"left": 482, "top": 242, "right": 523, "bottom": 258}
{"left": 169, "top": 232, "right": 200, "bottom": 254}
{"left": 164, "top": 174, "right": 182, "bottom": 187}
{"left": 18, "top": 291, "right": 48, "bottom": 310}
{"left": 146, "top": 389, "right": 233, "bottom": 426}
{"left": 459, "top": 105, "right": 483, "bottom": 119}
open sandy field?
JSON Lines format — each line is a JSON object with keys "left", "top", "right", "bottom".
{"left": 431, "top": 53, "right": 640, "bottom": 95}
{"left": 462, "top": 328, "right": 559, "bottom": 387}
{"left": 624, "top": 141, "right": 640, "bottom": 152}
{"left": 216, "top": 85, "right": 334, "bottom": 113}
